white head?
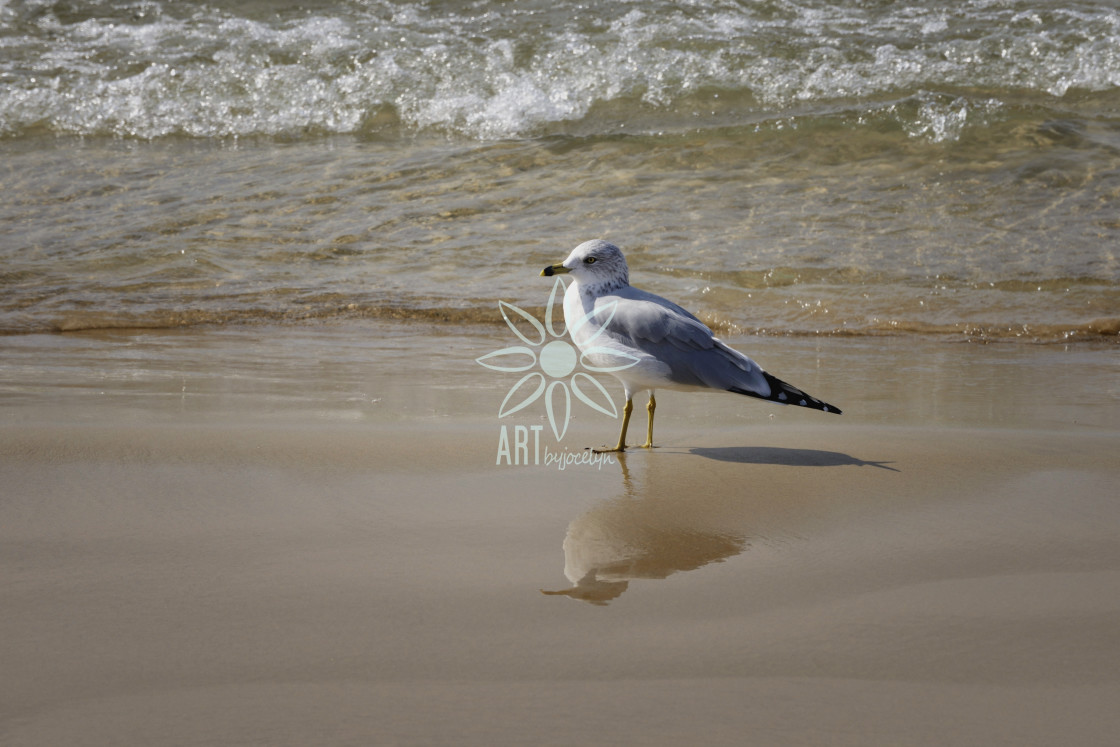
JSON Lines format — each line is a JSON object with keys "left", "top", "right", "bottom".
{"left": 540, "top": 239, "right": 630, "bottom": 292}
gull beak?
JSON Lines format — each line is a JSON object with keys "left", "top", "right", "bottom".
{"left": 541, "top": 263, "right": 570, "bottom": 277}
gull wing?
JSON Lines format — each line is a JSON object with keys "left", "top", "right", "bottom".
{"left": 596, "top": 287, "right": 772, "bottom": 394}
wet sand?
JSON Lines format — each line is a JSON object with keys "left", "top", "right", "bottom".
{"left": 2, "top": 326, "right": 1119, "bottom": 745}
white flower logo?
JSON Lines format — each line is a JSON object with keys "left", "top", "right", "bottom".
{"left": 476, "top": 277, "right": 640, "bottom": 441}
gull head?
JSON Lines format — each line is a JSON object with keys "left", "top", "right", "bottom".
{"left": 540, "top": 240, "right": 630, "bottom": 291}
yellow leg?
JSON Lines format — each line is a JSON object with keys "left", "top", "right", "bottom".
{"left": 594, "top": 397, "right": 632, "bottom": 453}
{"left": 639, "top": 393, "right": 656, "bottom": 449}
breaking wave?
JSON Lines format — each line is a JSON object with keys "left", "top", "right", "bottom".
{"left": 2, "top": 0, "right": 1119, "bottom": 141}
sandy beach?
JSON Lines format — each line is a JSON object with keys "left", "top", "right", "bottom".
{"left": 4, "top": 1, "right": 1119, "bottom": 742}
{"left": 1, "top": 324, "right": 1118, "bottom": 746}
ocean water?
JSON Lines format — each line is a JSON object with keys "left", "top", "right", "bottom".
{"left": 1, "top": 0, "right": 1118, "bottom": 342}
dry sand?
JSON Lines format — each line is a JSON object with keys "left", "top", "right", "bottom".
{"left": 2, "top": 326, "right": 1118, "bottom": 745}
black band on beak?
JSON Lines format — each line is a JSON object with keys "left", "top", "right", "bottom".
{"left": 541, "top": 264, "right": 570, "bottom": 277}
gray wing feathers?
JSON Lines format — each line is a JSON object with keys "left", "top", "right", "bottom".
{"left": 602, "top": 294, "right": 771, "bottom": 394}
{"left": 614, "top": 298, "right": 712, "bottom": 350}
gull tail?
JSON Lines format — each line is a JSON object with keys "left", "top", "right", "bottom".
{"left": 730, "top": 372, "right": 841, "bottom": 414}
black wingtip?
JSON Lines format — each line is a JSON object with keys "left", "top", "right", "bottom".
{"left": 730, "top": 372, "right": 842, "bottom": 414}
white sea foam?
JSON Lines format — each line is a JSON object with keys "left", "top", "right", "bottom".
{"left": 1, "top": 0, "right": 1118, "bottom": 139}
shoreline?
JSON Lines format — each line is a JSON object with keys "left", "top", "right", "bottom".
{"left": 2, "top": 325, "right": 1119, "bottom": 745}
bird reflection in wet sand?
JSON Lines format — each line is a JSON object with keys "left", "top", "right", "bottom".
{"left": 542, "top": 457, "right": 747, "bottom": 605}
{"left": 542, "top": 442, "right": 896, "bottom": 604}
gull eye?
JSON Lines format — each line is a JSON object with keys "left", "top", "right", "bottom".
{"left": 584, "top": 257, "right": 597, "bottom": 264}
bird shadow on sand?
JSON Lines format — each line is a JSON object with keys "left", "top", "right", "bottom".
{"left": 689, "top": 446, "right": 899, "bottom": 471}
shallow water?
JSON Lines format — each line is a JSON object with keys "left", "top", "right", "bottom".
{"left": 2, "top": 130, "right": 1118, "bottom": 341}
{"left": 1, "top": 0, "right": 1118, "bottom": 342}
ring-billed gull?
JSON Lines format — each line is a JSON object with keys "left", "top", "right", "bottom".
{"left": 541, "top": 239, "right": 841, "bottom": 453}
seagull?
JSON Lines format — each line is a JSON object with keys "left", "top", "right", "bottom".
{"left": 541, "top": 239, "right": 841, "bottom": 453}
